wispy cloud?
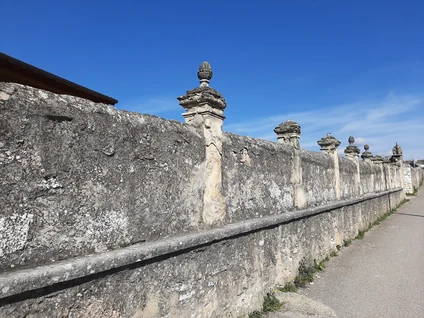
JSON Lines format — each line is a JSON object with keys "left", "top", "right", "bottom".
{"left": 224, "top": 93, "right": 424, "bottom": 160}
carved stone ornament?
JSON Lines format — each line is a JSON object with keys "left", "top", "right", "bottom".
{"left": 392, "top": 142, "right": 402, "bottom": 155}
{"left": 197, "top": 61, "right": 213, "bottom": 88}
{"left": 317, "top": 133, "right": 341, "bottom": 151}
{"left": 344, "top": 136, "right": 360, "bottom": 156}
{"left": 177, "top": 61, "right": 227, "bottom": 112}
{"left": 361, "top": 144, "right": 373, "bottom": 161}
{"left": 390, "top": 142, "right": 403, "bottom": 163}
{"left": 274, "top": 119, "right": 301, "bottom": 141}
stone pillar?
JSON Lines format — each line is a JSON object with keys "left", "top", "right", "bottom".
{"left": 390, "top": 142, "right": 404, "bottom": 190}
{"left": 383, "top": 158, "right": 392, "bottom": 190}
{"left": 177, "top": 61, "right": 226, "bottom": 225}
{"left": 344, "top": 136, "right": 361, "bottom": 196}
{"left": 361, "top": 144, "right": 374, "bottom": 192}
{"left": 317, "top": 133, "right": 341, "bottom": 200}
{"left": 371, "top": 155, "right": 384, "bottom": 192}
{"left": 274, "top": 120, "right": 306, "bottom": 208}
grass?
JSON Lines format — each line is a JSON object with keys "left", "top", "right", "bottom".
{"left": 277, "top": 258, "right": 328, "bottom": 294}
{"left": 406, "top": 186, "right": 418, "bottom": 196}
{"left": 248, "top": 292, "right": 283, "bottom": 317}
{"left": 343, "top": 238, "right": 352, "bottom": 247}
{"left": 277, "top": 281, "right": 297, "bottom": 293}
{"left": 248, "top": 311, "right": 262, "bottom": 318}
{"left": 293, "top": 261, "right": 316, "bottom": 288}
{"left": 352, "top": 197, "right": 410, "bottom": 241}
{"left": 292, "top": 258, "right": 329, "bottom": 289}
{"left": 355, "top": 229, "right": 366, "bottom": 240}
{"left": 262, "top": 293, "right": 283, "bottom": 312}
{"left": 330, "top": 250, "right": 339, "bottom": 257}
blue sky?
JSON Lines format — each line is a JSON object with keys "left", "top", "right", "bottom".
{"left": 3, "top": 1, "right": 424, "bottom": 159}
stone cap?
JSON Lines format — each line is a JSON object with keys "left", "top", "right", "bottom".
{"left": 371, "top": 155, "right": 384, "bottom": 164}
{"left": 274, "top": 119, "right": 301, "bottom": 138}
{"left": 382, "top": 157, "right": 391, "bottom": 164}
{"left": 178, "top": 61, "right": 227, "bottom": 112}
{"left": 344, "top": 136, "right": 360, "bottom": 156}
{"left": 317, "top": 133, "right": 341, "bottom": 151}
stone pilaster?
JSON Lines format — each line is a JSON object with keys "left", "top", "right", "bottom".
{"left": 371, "top": 155, "right": 384, "bottom": 192}
{"left": 274, "top": 120, "right": 306, "bottom": 208}
{"left": 361, "top": 144, "right": 375, "bottom": 191}
{"left": 317, "top": 133, "right": 341, "bottom": 200}
{"left": 382, "top": 158, "right": 392, "bottom": 190}
{"left": 390, "top": 142, "right": 405, "bottom": 191}
{"left": 344, "top": 136, "right": 361, "bottom": 195}
{"left": 178, "top": 61, "right": 226, "bottom": 225}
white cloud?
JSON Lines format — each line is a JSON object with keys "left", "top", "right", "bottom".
{"left": 224, "top": 93, "right": 424, "bottom": 160}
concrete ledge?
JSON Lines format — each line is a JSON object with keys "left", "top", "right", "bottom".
{"left": 0, "top": 188, "right": 402, "bottom": 299}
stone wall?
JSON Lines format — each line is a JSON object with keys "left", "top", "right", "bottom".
{"left": 0, "top": 83, "right": 205, "bottom": 272}
{"left": 222, "top": 133, "right": 293, "bottom": 223}
{"left": 0, "top": 78, "right": 417, "bottom": 318}
{"left": 403, "top": 164, "right": 423, "bottom": 194}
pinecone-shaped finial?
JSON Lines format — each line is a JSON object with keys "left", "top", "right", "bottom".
{"left": 198, "top": 61, "right": 213, "bottom": 87}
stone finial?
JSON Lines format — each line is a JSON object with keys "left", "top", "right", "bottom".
{"left": 274, "top": 119, "right": 301, "bottom": 146}
{"left": 390, "top": 142, "right": 403, "bottom": 163}
{"left": 197, "top": 61, "right": 213, "bottom": 88}
{"left": 177, "top": 61, "right": 227, "bottom": 120}
{"left": 344, "top": 136, "right": 361, "bottom": 157}
{"left": 317, "top": 133, "right": 341, "bottom": 153}
{"left": 392, "top": 142, "right": 402, "bottom": 155}
{"left": 361, "top": 144, "right": 373, "bottom": 161}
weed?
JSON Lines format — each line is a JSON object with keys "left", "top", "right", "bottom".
{"left": 336, "top": 244, "right": 342, "bottom": 251}
{"left": 356, "top": 229, "right": 366, "bottom": 240}
{"left": 262, "top": 293, "right": 282, "bottom": 312}
{"left": 248, "top": 292, "right": 283, "bottom": 317}
{"left": 294, "top": 261, "right": 316, "bottom": 288}
{"left": 314, "top": 259, "right": 326, "bottom": 271}
{"left": 248, "top": 310, "right": 262, "bottom": 318}
{"left": 278, "top": 281, "right": 297, "bottom": 293}
{"left": 343, "top": 238, "right": 352, "bottom": 247}
{"left": 406, "top": 186, "right": 417, "bottom": 196}
{"left": 397, "top": 199, "right": 410, "bottom": 208}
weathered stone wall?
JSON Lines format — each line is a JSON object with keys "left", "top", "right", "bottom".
{"left": 0, "top": 191, "right": 405, "bottom": 318}
{"left": 300, "top": 150, "right": 336, "bottom": 206}
{"left": 403, "top": 164, "right": 424, "bottom": 194}
{"left": 338, "top": 157, "right": 359, "bottom": 199}
{"left": 359, "top": 161, "right": 376, "bottom": 194}
{"left": 0, "top": 83, "right": 205, "bottom": 271}
{"left": 222, "top": 133, "right": 293, "bottom": 223}
{"left": 0, "top": 82, "right": 410, "bottom": 317}
{"left": 413, "top": 168, "right": 423, "bottom": 189}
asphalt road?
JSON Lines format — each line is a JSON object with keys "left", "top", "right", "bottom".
{"left": 298, "top": 188, "right": 424, "bottom": 318}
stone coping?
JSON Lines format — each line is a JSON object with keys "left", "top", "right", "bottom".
{"left": 0, "top": 188, "right": 402, "bottom": 299}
